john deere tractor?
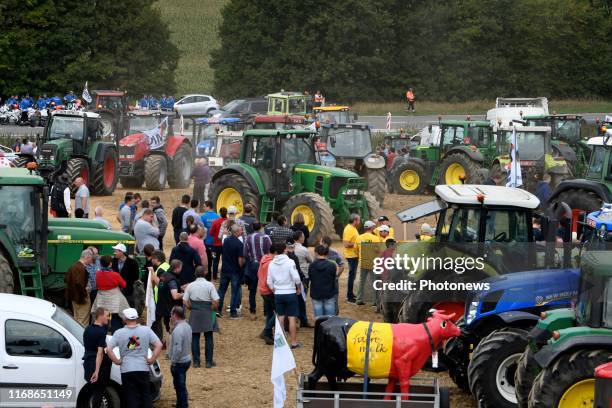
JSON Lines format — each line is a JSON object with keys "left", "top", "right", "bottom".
{"left": 16, "top": 110, "right": 119, "bottom": 195}
{"left": 318, "top": 123, "right": 387, "bottom": 206}
{"left": 390, "top": 120, "right": 495, "bottom": 195}
{"left": 210, "top": 129, "right": 380, "bottom": 245}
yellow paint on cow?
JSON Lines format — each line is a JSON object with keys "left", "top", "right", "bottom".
{"left": 347, "top": 321, "right": 393, "bottom": 378}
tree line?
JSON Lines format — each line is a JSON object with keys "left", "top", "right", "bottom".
{"left": 211, "top": 0, "right": 612, "bottom": 102}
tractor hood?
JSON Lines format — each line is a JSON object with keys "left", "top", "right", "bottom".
{"left": 47, "top": 225, "right": 135, "bottom": 245}
{"left": 293, "top": 163, "right": 361, "bottom": 179}
{"left": 48, "top": 218, "right": 110, "bottom": 230}
{"left": 38, "top": 139, "right": 73, "bottom": 165}
{"left": 119, "top": 132, "right": 146, "bottom": 146}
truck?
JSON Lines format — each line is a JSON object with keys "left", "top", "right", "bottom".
{"left": 486, "top": 97, "right": 549, "bottom": 130}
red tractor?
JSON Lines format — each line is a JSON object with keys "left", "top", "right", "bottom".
{"left": 250, "top": 114, "right": 308, "bottom": 129}
{"left": 118, "top": 110, "right": 193, "bottom": 190}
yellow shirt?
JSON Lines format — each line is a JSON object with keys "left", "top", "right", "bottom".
{"left": 356, "top": 232, "right": 382, "bottom": 269}
{"left": 374, "top": 226, "right": 395, "bottom": 239}
{"left": 342, "top": 224, "right": 360, "bottom": 259}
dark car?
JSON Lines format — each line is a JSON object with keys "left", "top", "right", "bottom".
{"left": 208, "top": 98, "right": 267, "bottom": 120}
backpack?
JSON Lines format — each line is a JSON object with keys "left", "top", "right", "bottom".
{"left": 50, "top": 182, "right": 67, "bottom": 213}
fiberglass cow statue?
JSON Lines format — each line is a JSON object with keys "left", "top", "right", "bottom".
{"left": 307, "top": 310, "right": 460, "bottom": 399}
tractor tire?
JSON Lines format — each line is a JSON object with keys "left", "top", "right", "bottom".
{"left": 363, "top": 168, "right": 387, "bottom": 207}
{"left": 527, "top": 349, "right": 612, "bottom": 408}
{"left": 514, "top": 346, "right": 539, "bottom": 408}
{"left": 0, "top": 253, "right": 15, "bottom": 294}
{"left": 468, "top": 328, "right": 529, "bottom": 408}
{"left": 168, "top": 142, "right": 193, "bottom": 189}
{"left": 393, "top": 161, "right": 427, "bottom": 195}
{"left": 555, "top": 189, "right": 602, "bottom": 214}
{"left": 440, "top": 153, "right": 483, "bottom": 185}
{"left": 144, "top": 155, "right": 167, "bottom": 191}
{"left": 91, "top": 148, "right": 118, "bottom": 196}
{"left": 363, "top": 191, "right": 381, "bottom": 220}
{"left": 120, "top": 176, "right": 144, "bottom": 189}
{"left": 210, "top": 173, "right": 259, "bottom": 216}
{"left": 282, "top": 193, "right": 334, "bottom": 247}
{"left": 65, "top": 158, "right": 90, "bottom": 196}
{"left": 443, "top": 334, "right": 471, "bottom": 392}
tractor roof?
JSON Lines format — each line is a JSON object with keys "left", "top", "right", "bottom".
{"left": 588, "top": 135, "right": 612, "bottom": 146}
{"left": 243, "top": 129, "right": 316, "bottom": 137}
{"left": 196, "top": 117, "right": 243, "bottom": 124}
{"left": 52, "top": 110, "right": 100, "bottom": 119}
{"left": 92, "top": 90, "right": 125, "bottom": 96}
{"left": 253, "top": 114, "right": 305, "bottom": 123}
{"left": 267, "top": 91, "right": 306, "bottom": 98}
{"left": 581, "top": 250, "right": 612, "bottom": 277}
{"left": 440, "top": 119, "right": 490, "bottom": 127}
{"left": 434, "top": 185, "right": 540, "bottom": 209}
{"left": 314, "top": 106, "right": 350, "bottom": 112}
{"left": 322, "top": 123, "right": 370, "bottom": 130}
{"left": 0, "top": 168, "right": 43, "bottom": 185}
{"left": 498, "top": 125, "right": 551, "bottom": 133}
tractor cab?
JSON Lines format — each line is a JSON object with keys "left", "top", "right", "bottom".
{"left": 87, "top": 90, "right": 128, "bottom": 139}
{"left": 266, "top": 91, "right": 311, "bottom": 116}
{"left": 251, "top": 114, "right": 307, "bottom": 130}
{"left": 126, "top": 110, "right": 171, "bottom": 136}
{"left": 313, "top": 106, "right": 354, "bottom": 125}
{"left": 584, "top": 135, "right": 612, "bottom": 182}
{"left": 194, "top": 117, "right": 244, "bottom": 169}
{"left": 523, "top": 114, "right": 585, "bottom": 144}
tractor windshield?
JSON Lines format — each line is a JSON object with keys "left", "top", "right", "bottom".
{"left": 128, "top": 116, "right": 160, "bottom": 134}
{"left": 325, "top": 128, "right": 372, "bottom": 158}
{"left": 288, "top": 97, "right": 307, "bottom": 115}
{"left": 317, "top": 110, "right": 350, "bottom": 125}
{"left": 0, "top": 186, "right": 37, "bottom": 258}
{"left": 587, "top": 146, "right": 606, "bottom": 178}
{"left": 47, "top": 116, "right": 85, "bottom": 140}
{"left": 554, "top": 119, "right": 581, "bottom": 142}
{"left": 390, "top": 138, "right": 410, "bottom": 151}
{"left": 467, "top": 126, "right": 493, "bottom": 148}
{"left": 499, "top": 131, "right": 546, "bottom": 161}
{"left": 282, "top": 136, "right": 315, "bottom": 167}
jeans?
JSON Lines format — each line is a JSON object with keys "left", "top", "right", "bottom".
{"left": 171, "top": 361, "right": 190, "bottom": 408}
{"left": 218, "top": 272, "right": 241, "bottom": 315}
{"left": 121, "top": 371, "right": 152, "bottom": 408}
{"left": 356, "top": 268, "right": 373, "bottom": 303}
{"left": 246, "top": 260, "right": 259, "bottom": 314}
{"left": 205, "top": 246, "right": 213, "bottom": 279}
{"left": 312, "top": 297, "right": 336, "bottom": 318}
{"left": 346, "top": 258, "right": 358, "bottom": 299}
{"left": 262, "top": 294, "right": 275, "bottom": 338}
{"left": 211, "top": 246, "right": 222, "bottom": 280}
{"left": 192, "top": 332, "right": 214, "bottom": 364}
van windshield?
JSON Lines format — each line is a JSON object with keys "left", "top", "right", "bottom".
{"left": 52, "top": 307, "right": 84, "bottom": 345}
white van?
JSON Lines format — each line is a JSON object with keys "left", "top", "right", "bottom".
{"left": 0, "top": 294, "right": 162, "bottom": 407}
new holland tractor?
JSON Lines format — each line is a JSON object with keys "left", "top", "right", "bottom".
{"left": 209, "top": 129, "right": 380, "bottom": 246}
{"left": 318, "top": 123, "right": 387, "bottom": 206}
{"left": 15, "top": 110, "right": 119, "bottom": 195}
{"left": 117, "top": 110, "right": 193, "bottom": 190}
{"left": 194, "top": 117, "right": 245, "bottom": 172}
{"left": 390, "top": 120, "right": 495, "bottom": 195}
{"left": 0, "top": 167, "right": 135, "bottom": 305}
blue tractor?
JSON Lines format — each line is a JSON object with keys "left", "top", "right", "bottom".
{"left": 193, "top": 117, "right": 245, "bottom": 171}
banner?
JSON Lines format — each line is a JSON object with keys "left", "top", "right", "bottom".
{"left": 271, "top": 316, "right": 296, "bottom": 408}
{"left": 506, "top": 126, "right": 523, "bottom": 188}
{"left": 82, "top": 81, "right": 92, "bottom": 104}
{"left": 144, "top": 117, "right": 168, "bottom": 150}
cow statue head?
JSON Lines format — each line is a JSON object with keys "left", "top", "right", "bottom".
{"left": 428, "top": 309, "right": 461, "bottom": 339}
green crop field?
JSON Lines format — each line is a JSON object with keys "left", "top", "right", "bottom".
{"left": 155, "top": 0, "right": 227, "bottom": 96}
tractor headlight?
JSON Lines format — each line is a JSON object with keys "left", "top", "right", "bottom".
{"left": 344, "top": 188, "right": 359, "bottom": 196}
{"left": 466, "top": 301, "right": 479, "bottom": 324}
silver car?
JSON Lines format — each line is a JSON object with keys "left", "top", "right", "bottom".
{"left": 173, "top": 94, "right": 219, "bottom": 116}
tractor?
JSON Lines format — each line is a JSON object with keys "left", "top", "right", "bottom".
{"left": 15, "top": 110, "right": 119, "bottom": 195}
{"left": 0, "top": 167, "right": 135, "bottom": 305}
{"left": 209, "top": 128, "right": 380, "bottom": 246}
{"left": 250, "top": 114, "right": 307, "bottom": 130}
{"left": 87, "top": 90, "right": 129, "bottom": 140}
{"left": 318, "top": 123, "right": 387, "bottom": 206}
{"left": 390, "top": 120, "right": 494, "bottom": 195}
{"left": 312, "top": 105, "right": 356, "bottom": 125}
{"left": 117, "top": 111, "right": 193, "bottom": 190}
{"left": 194, "top": 117, "right": 245, "bottom": 172}
{"left": 266, "top": 91, "right": 312, "bottom": 116}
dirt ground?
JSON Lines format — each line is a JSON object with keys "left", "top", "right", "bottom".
{"left": 90, "top": 186, "right": 476, "bottom": 408}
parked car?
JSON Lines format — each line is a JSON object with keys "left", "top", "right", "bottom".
{"left": 208, "top": 98, "right": 268, "bottom": 120}
{"left": 173, "top": 94, "right": 219, "bottom": 116}
{"left": 0, "top": 144, "right": 17, "bottom": 162}
{"left": 0, "top": 294, "right": 162, "bottom": 407}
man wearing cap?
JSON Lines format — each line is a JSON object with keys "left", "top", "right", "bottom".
{"left": 342, "top": 214, "right": 361, "bottom": 303}
{"left": 355, "top": 220, "right": 382, "bottom": 305}
{"left": 106, "top": 308, "right": 163, "bottom": 408}
{"left": 112, "top": 243, "right": 141, "bottom": 308}
{"left": 377, "top": 225, "right": 392, "bottom": 241}
{"left": 419, "top": 223, "right": 435, "bottom": 241}
{"left": 218, "top": 205, "right": 247, "bottom": 241}
{"left": 374, "top": 215, "right": 395, "bottom": 239}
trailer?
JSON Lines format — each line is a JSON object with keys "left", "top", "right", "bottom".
{"left": 296, "top": 374, "right": 449, "bottom": 408}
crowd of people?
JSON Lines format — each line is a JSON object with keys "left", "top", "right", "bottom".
{"left": 2, "top": 91, "right": 79, "bottom": 110}
{"left": 136, "top": 94, "right": 175, "bottom": 111}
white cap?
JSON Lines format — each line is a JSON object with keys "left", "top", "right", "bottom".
{"left": 364, "top": 220, "right": 376, "bottom": 229}
{"left": 123, "top": 308, "right": 138, "bottom": 320}
{"left": 420, "top": 223, "right": 434, "bottom": 234}
{"left": 378, "top": 225, "right": 390, "bottom": 233}
{"left": 112, "top": 243, "right": 127, "bottom": 253}
{"left": 227, "top": 205, "right": 238, "bottom": 214}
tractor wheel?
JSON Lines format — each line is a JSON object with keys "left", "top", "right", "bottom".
{"left": 440, "top": 153, "right": 482, "bottom": 185}
{"left": 144, "top": 155, "right": 167, "bottom": 191}
{"left": 514, "top": 346, "right": 539, "bottom": 408}
{"left": 363, "top": 191, "right": 381, "bottom": 220}
{"left": 210, "top": 173, "right": 259, "bottom": 216}
{"left": 393, "top": 161, "right": 427, "bottom": 195}
{"left": 443, "top": 332, "right": 471, "bottom": 392}
{"left": 91, "top": 148, "right": 118, "bottom": 196}
{"left": 168, "top": 142, "right": 193, "bottom": 189}
{"left": 0, "top": 253, "right": 15, "bottom": 294}
{"left": 556, "top": 189, "right": 602, "bottom": 214}
{"left": 120, "top": 176, "right": 144, "bottom": 189}
{"left": 282, "top": 193, "right": 334, "bottom": 247}
{"left": 468, "top": 328, "right": 529, "bottom": 408}
{"left": 65, "top": 158, "right": 90, "bottom": 196}
{"left": 528, "top": 349, "right": 612, "bottom": 408}
{"left": 363, "top": 168, "right": 387, "bottom": 207}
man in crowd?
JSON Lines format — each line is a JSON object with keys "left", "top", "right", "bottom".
{"left": 192, "top": 158, "right": 212, "bottom": 211}
{"left": 188, "top": 225, "right": 208, "bottom": 270}
{"left": 85, "top": 246, "right": 101, "bottom": 304}
{"left": 151, "top": 196, "right": 168, "bottom": 250}
{"left": 134, "top": 209, "right": 160, "bottom": 253}
{"left": 406, "top": 87, "right": 415, "bottom": 112}
{"left": 269, "top": 215, "right": 294, "bottom": 245}
{"left": 184, "top": 266, "right": 219, "bottom": 368}
{"left": 208, "top": 207, "right": 228, "bottom": 281}
{"left": 93, "top": 207, "right": 112, "bottom": 229}
{"left": 171, "top": 232, "right": 202, "bottom": 286}
{"left": 245, "top": 221, "right": 271, "bottom": 319}
{"left": 106, "top": 308, "right": 163, "bottom": 408}
{"left": 172, "top": 195, "right": 190, "bottom": 244}
{"left": 218, "top": 224, "right": 244, "bottom": 318}
{"left": 111, "top": 243, "right": 140, "bottom": 307}
{"left": 65, "top": 249, "right": 93, "bottom": 326}
{"left": 308, "top": 245, "right": 338, "bottom": 317}
{"left": 320, "top": 235, "right": 344, "bottom": 314}
{"left": 264, "top": 212, "right": 280, "bottom": 236}
{"left": 219, "top": 205, "right": 246, "bottom": 241}
{"left": 149, "top": 251, "right": 170, "bottom": 340}
{"left": 257, "top": 245, "right": 278, "bottom": 345}
{"left": 535, "top": 173, "right": 552, "bottom": 208}
{"left": 182, "top": 199, "right": 204, "bottom": 231}
{"left": 74, "top": 177, "right": 90, "bottom": 218}
{"left": 342, "top": 213, "right": 360, "bottom": 303}
{"left": 356, "top": 220, "right": 382, "bottom": 306}
{"left": 119, "top": 194, "right": 135, "bottom": 233}
{"left": 50, "top": 175, "right": 71, "bottom": 217}
{"left": 153, "top": 260, "right": 184, "bottom": 344}
{"left": 200, "top": 201, "right": 220, "bottom": 280}
{"left": 239, "top": 203, "right": 257, "bottom": 235}
{"left": 285, "top": 239, "right": 311, "bottom": 329}
{"left": 169, "top": 306, "right": 192, "bottom": 408}
{"left": 83, "top": 307, "right": 112, "bottom": 408}
{"left": 374, "top": 215, "right": 395, "bottom": 238}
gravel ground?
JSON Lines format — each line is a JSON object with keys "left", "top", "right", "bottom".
{"left": 89, "top": 186, "right": 476, "bottom": 408}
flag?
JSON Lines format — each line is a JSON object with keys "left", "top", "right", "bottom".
{"left": 145, "top": 269, "right": 156, "bottom": 327}
{"left": 271, "top": 316, "right": 296, "bottom": 408}
{"left": 506, "top": 126, "right": 523, "bottom": 188}
{"left": 386, "top": 112, "right": 392, "bottom": 131}
{"left": 82, "top": 81, "right": 92, "bottom": 104}
{"left": 144, "top": 116, "right": 168, "bottom": 150}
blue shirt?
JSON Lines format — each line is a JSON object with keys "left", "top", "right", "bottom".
{"left": 64, "top": 94, "right": 75, "bottom": 103}
{"left": 160, "top": 97, "right": 167, "bottom": 109}
{"left": 86, "top": 259, "right": 101, "bottom": 291}
{"left": 36, "top": 98, "right": 47, "bottom": 110}
{"left": 50, "top": 96, "right": 62, "bottom": 106}
{"left": 221, "top": 236, "right": 244, "bottom": 275}
{"left": 167, "top": 97, "right": 174, "bottom": 110}
{"left": 201, "top": 211, "right": 220, "bottom": 246}
{"left": 139, "top": 98, "right": 149, "bottom": 108}
{"left": 535, "top": 181, "right": 551, "bottom": 205}
{"left": 149, "top": 97, "right": 158, "bottom": 108}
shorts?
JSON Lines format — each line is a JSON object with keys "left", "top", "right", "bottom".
{"left": 274, "top": 293, "right": 299, "bottom": 317}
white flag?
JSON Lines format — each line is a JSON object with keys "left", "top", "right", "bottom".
{"left": 145, "top": 269, "right": 156, "bottom": 327}
{"left": 271, "top": 316, "right": 296, "bottom": 408}
{"left": 506, "top": 127, "right": 523, "bottom": 188}
{"left": 82, "top": 81, "right": 92, "bottom": 104}
{"left": 144, "top": 116, "right": 168, "bottom": 150}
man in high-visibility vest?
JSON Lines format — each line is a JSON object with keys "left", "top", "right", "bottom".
{"left": 406, "top": 87, "right": 415, "bottom": 112}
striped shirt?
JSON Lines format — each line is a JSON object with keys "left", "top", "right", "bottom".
{"left": 245, "top": 232, "right": 272, "bottom": 263}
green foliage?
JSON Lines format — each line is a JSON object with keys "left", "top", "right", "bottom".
{"left": 211, "top": 0, "right": 612, "bottom": 101}
{"left": 0, "top": 0, "right": 179, "bottom": 97}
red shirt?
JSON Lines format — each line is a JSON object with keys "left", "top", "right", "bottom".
{"left": 210, "top": 216, "right": 227, "bottom": 247}
{"left": 386, "top": 152, "right": 397, "bottom": 170}
{"left": 96, "top": 270, "right": 126, "bottom": 291}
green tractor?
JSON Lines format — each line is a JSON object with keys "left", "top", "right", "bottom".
{"left": 390, "top": 120, "right": 495, "bottom": 195}
{"left": 318, "top": 123, "right": 387, "bottom": 206}
{"left": 516, "top": 250, "right": 612, "bottom": 408}
{"left": 0, "top": 167, "right": 134, "bottom": 304}
{"left": 209, "top": 129, "right": 380, "bottom": 245}
{"left": 266, "top": 91, "right": 312, "bottom": 116}
{"left": 16, "top": 110, "right": 119, "bottom": 195}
